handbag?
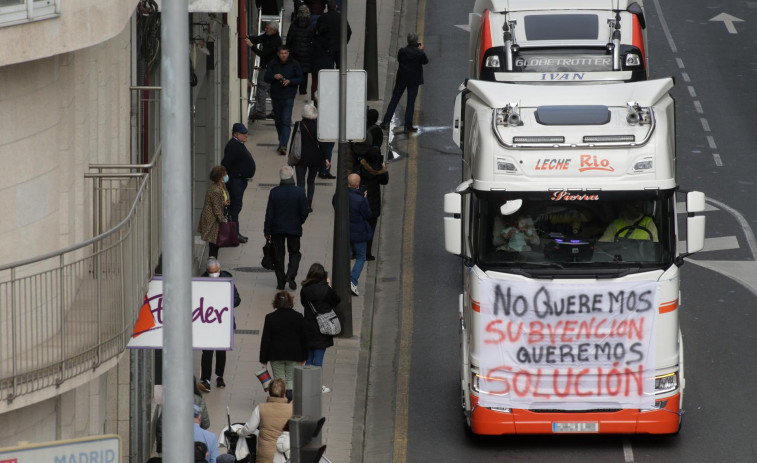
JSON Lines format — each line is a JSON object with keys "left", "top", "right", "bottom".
{"left": 216, "top": 221, "right": 239, "bottom": 247}
{"left": 307, "top": 301, "right": 341, "bottom": 336}
{"left": 287, "top": 121, "right": 302, "bottom": 166}
{"left": 261, "top": 237, "right": 275, "bottom": 271}
{"left": 255, "top": 365, "right": 272, "bottom": 391}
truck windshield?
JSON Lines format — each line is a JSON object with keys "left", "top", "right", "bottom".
{"left": 473, "top": 190, "right": 676, "bottom": 273}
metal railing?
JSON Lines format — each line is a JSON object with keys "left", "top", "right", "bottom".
{"left": 0, "top": 144, "right": 163, "bottom": 409}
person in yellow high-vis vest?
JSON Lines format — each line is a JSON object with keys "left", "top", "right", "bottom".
{"left": 599, "top": 201, "right": 659, "bottom": 242}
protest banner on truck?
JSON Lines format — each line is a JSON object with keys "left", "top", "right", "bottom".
{"left": 476, "top": 278, "right": 658, "bottom": 410}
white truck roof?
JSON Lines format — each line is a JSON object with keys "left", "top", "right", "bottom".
{"left": 467, "top": 78, "right": 672, "bottom": 109}
{"left": 480, "top": 0, "right": 639, "bottom": 12}
{"left": 458, "top": 78, "right": 676, "bottom": 191}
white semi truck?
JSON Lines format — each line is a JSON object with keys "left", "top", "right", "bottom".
{"left": 444, "top": 78, "right": 705, "bottom": 434}
{"left": 469, "top": 0, "right": 648, "bottom": 83}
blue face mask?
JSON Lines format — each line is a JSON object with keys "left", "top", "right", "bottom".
{"left": 223, "top": 174, "right": 229, "bottom": 183}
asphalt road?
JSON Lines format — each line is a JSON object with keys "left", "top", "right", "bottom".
{"left": 381, "top": 0, "right": 757, "bottom": 462}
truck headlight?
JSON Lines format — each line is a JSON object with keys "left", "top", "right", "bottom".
{"left": 625, "top": 53, "right": 641, "bottom": 67}
{"left": 655, "top": 372, "right": 678, "bottom": 394}
{"left": 485, "top": 55, "right": 501, "bottom": 68}
{"left": 471, "top": 372, "right": 480, "bottom": 393}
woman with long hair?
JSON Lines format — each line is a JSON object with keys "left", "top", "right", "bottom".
{"left": 300, "top": 263, "right": 340, "bottom": 393}
{"left": 197, "top": 165, "right": 230, "bottom": 258}
{"left": 291, "top": 102, "right": 328, "bottom": 212}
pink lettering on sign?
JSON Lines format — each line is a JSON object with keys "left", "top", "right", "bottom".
{"left": 550, "top": 191, "right": 599, "bottom": 201}
{"left": 534, "top": 159, "right": 571, "bottom": 171}
{"left": 579, "top": 155, "right": 614, "bottom": 172}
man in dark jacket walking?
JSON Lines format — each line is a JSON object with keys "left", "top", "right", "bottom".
{"left": 346, "top": 173, "right": 373, "bottom": 296}
{"left": 245, "top": 21, "right": 283, "bottom": 121}
{"left": 265, "top": 46, "right": 304, "bottom": 155}
{"left": 221, "top": 123, "right": 256, "bottom": 243}
{"left": 315, "top": 0, "right": 351, "bottom": 68}
{"left": 380, "top": 32, "right": 429, "bottom": 133}
{"left": 264, "top": 166, "right": 309, "bottom": 290}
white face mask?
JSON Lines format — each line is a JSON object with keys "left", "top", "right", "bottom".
{"left": 209, "top": 272, "right": 220, "bottom": 278}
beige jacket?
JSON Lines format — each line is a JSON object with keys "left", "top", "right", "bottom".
{"left": 198, "top": 183, "right": 228, "bottom": 243}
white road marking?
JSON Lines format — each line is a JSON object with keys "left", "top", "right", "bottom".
{"left": 709, "top": 13, "right": 744, "bottom": 34}
{"left": 700, "top": 118, "right": 711, "bottom": 132}
{"left": 681, "top": 72, "right": 691, "bottom": 83}
{"left": 622, "top": 437, "right": 635, "bottom": 463}
{"left": 651, "top": 0, "right": 678, "bottom": 52}
{"left": 676, "top": 202, "right": 718, "bottom": 212}
{"left": 675, "top": 57, "right": 685, "bottom": 69}
{"left": 679, "top": 236, "right": 740, "bottom": 253}
{"left": 694, "top": 101, "right": 703, "bottom": 113}
{"left": 713, "top": 153, "right": 723, "bottom": 166}
{"left": 688, "top": 86, "right": 697, "bottom": 98}
{"left": 707, "top": 135, "right": 717, "bottom": 149}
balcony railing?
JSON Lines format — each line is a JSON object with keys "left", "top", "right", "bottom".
{"left": 0, "top": 146, "right": 162, "bottom": 411}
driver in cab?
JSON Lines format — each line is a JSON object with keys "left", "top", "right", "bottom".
{"left": 598, "top": 201, "right": 659, "bottom": 242}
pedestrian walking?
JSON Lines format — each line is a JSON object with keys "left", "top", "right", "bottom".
{"left": 264, "top": 46, "right": 303, "bottom": 155}
{"left": 300, "top": 262, "right": 341, "bottom": 393}
{"left": 245, "top": 21, "right": 283, "bottom": 121}
{"left": 264, "top": 165, "right": 309, "bottom": 290}
{"left": 197, "top": 165, "right": 230, "bottom": 258}
{"left": 291, "top": 102, "right": 328, "bottom": 212}
{"left": 345, "top": 173, "right": 373, "bottom": 296}
{"left": 315, "top": 0, "right": 351, "bottom": 69}
{"left": 348, "top": 108, "right": 383, "bottom": 173}
{"left": 221, "top": 123, "right": 256, "bottom": 243}
{"left": 197, "top": 258, "right": 241, "bottom": 392}
{"left": 286, "top": 5, "right": 316, "bottom": 98}
{"left": 358, "top": 142, "right": 388, "bottom": 261}
{"left": 259, "top": 291, "right": 307, "bottom": 400}
{"left": 380, "top": 32, "right": 429, "bottom": 133}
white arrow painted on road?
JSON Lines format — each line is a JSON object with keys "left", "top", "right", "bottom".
{"left": 709, "top": 12, "right": 744, "bottom": 34}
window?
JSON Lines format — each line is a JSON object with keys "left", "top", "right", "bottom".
{"left": 474, "top": 190, "right": 676, "bottom": 276}
{"left": 0, "top": 0, "right": 59, "bottom": 27}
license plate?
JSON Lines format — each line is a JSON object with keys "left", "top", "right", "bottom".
{"left": 552, "top": 422, "right": 599, "bottom": 433}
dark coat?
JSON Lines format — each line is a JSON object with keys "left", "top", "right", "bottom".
{"left": 293, "top": 118, "right": 324, "bottom": 169}
{"left": 396, "top": 44, "right": 429, "bottom": 86}
{"left": 315, "top": 10, "right": 351, "bottom": 63}
{"left": 310, "top": 33, "right": 334, "bottom": 72}
{"left": 286, "top": 17, "right": 315, "bottom": 73}
{"left": 264, "top": 57, "right": 304, "bottom": 100}
{"left": 359, "top": 154, "right": 388, "bottom": 218}
{"left": 259, "top": 307, "right": 307, "bottom": 363}
{"left": 221, "top": 138, "right": 256, "bottom": 179}
{"left": 264, "top": 181, "right": 309, "bottom": 236}
{"left": 300, "top": 280, "right": 341, "bottom": 349}
{"left": 303, "top": 0, "right": 325, "bottom": 15}
{"left": 255, "top": 0, "right": 282, "bottom": 15}
{"left": 248, "top": 31, "right": 282, "bottom": 69}
{"left": 348, "top": 187, "right": 373, "bottom": 243}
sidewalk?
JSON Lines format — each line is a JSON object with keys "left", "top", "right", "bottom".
{"left": 193, "top": 1, "right": 399, "bottom": 461}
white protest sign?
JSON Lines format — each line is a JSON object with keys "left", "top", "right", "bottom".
{"left": 476, "top": 278, "right": 657, "bottom": 410}
{"left": 127, "top": 277, "right": 234, "bottom": 350}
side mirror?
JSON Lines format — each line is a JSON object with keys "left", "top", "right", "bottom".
{"left": 444, "top": 192, "right": 463, "bottom": 255}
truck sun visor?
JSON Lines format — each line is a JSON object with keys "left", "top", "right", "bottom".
{"left": 535, "top": 105, "right": 610, "bottom": 126}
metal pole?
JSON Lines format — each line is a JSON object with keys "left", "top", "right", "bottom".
{"left": 364, "top": 0, "right": 378, "bottom": 100}
{"left": 160, "top": 0, "right": 194, "bottom": 462}
{"left": 332, "top": 0, "right": 353, "bottom": 337}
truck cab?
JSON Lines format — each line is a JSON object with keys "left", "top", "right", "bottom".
{"left": 469, "top": 0, "right": 648, "bottom": 83}
{"left": 445, "top": 78, "right": 705, "bottom": 435}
